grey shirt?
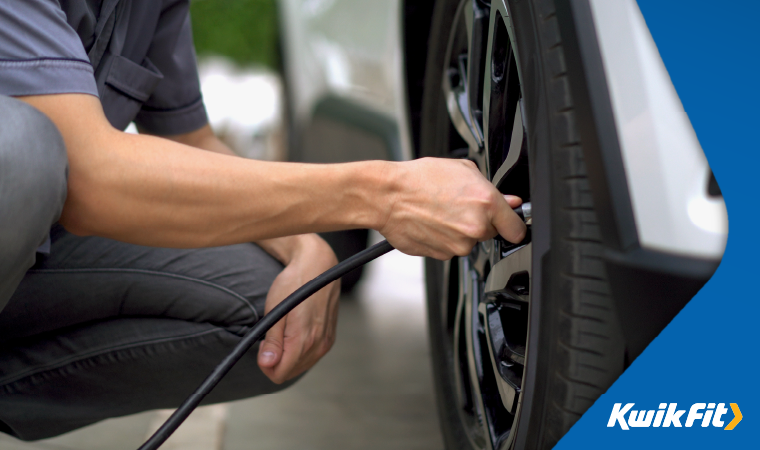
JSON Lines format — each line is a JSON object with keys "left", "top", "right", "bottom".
{"left": 0, "top": 0, "right": 208, "bottom": 134}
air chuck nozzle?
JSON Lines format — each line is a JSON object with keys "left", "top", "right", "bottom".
{"left": 513, "top": 202, "right": 532, "bottom": 225}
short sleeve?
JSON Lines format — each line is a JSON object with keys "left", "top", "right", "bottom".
{"left": 134, "top": 3, "right": 208, "bottom": 135}
{"left": 0, "top": 0, "right": 98, "bottom": 97}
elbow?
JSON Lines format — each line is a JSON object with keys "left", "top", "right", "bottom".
{"left": 57, "top": 174, "right": 107, "bottom": 237}
{"left": 58, "top": 202, "right": 96, "bottom": 237}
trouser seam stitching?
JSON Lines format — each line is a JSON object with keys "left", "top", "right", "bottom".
{"left": 26, "top": 267, "right": 260, "bottom": 322}
{"left": 0, "top": 328, "right": 224, "bottom": 387}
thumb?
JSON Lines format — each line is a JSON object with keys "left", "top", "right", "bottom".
{"left": 258, "top": 317, "right": 285, "bottom": 369}
{"left": 493, "top": 195, "right": 527, "bottom": 243}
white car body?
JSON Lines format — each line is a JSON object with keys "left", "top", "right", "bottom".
{"left": 278, "top": 0, "right": 413, "bottom": 162}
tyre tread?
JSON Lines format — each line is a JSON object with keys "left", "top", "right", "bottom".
{"left": 532, "top": 0, "right": 624, "bottom": 447}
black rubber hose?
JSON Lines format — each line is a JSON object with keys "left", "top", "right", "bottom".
{"left": 138, "top": 239, "right": 395, "bottom": 450}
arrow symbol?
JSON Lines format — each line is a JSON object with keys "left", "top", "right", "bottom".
{"left": 724, "top": 403, "right": 742, "bottom": 430}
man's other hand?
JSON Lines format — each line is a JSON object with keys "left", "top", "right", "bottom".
{"left": 256, "top": 234, "right": 340, "bottom": 384}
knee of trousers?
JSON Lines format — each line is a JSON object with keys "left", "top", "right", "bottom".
{"left": 0, "top": 96, "right": 68, "bottom": 231}
{"left": 0, "top": 95, "right": 68, "bottom": 232}
{"left": 194, "top": 243, "right": 285, "bottom": 330}
{"left": 0, "top": 96, "right": 68, "bottom": 305}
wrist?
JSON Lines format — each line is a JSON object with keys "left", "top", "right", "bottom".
{"left": 256, "top": 234, "right": 308, "bottom": 265}
{"left": 345, "top": 160, "right": 399, "bottom": 231}
{"left": 262, "top": 233, "right": 335, "bottom": 266}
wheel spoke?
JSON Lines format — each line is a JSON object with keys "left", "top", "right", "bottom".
{"left": 466, "top": 0, "right": 490, "bottom": 147}
{"left": 464, "top": 260, "right": 491, "bottom": 447}
{"left": 452, "top": 258, "right": 468, "bottom": 409}
{"left": 479, "top": 240, "right": 531, "bottom": 415}
{"left": 479, "top": 302, "right": 522, "bottom": 414}
{"left": 491, "top": 100, "right": 524, "bottom": 189}
{"left": 443, "top": 62, "right": 482, "bottom": 150}
{"left": 442, "top": 1, "right": 487, "bottom": 152}
{"left": 453, "top": 257, "right": 491, "bottom": 449}
{"left": 500, "top": 341, "right": 526, "bottom": 367}
{"left": 484, "top": 243, "right": 531, "bottom": 300}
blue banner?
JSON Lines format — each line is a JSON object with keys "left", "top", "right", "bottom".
{"left": 557, "top": 0, "right": 758, "bottom": 448}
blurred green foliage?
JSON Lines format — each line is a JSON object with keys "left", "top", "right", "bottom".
{"left": 190, "top": 0, "right": 279, "bottom": 69}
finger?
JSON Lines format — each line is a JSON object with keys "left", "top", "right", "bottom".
{"left": 273, "top": 287, "right": 339, "bottom": 383}
{"left": 258, "top": 317, "right": 286, "bottom": 371}
{"left": 492, "top": 195, "right": 527, "bottom": 243}
{"left": 503, "top": 195, "right": 523, "bottom": 208}
{"left": 322, "top": 283, "right": 341, "bottom": 350}
{"left": 269, "top": 327, "right": 309, "bottom": 383}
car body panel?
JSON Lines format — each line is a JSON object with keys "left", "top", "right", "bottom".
{"left": 589, "top": 0, "right": 727, "bottom": 260}
{"left": 278, "top": 0, "right": 413, "bottom": 161}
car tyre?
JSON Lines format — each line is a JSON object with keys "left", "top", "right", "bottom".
{"left": 420, "top": 0, "right": 626, "bottom": 448}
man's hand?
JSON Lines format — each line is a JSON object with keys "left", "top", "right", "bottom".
{"left": 256, "top": 234, "right": 340, "bottom": 384}
{"left": 379, "top": 158, "right": 526, "bottom": 260}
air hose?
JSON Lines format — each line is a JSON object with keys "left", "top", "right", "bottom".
{"left": 138, "top": 239, "right": 395, "bottom": 450}
{"left": 138, "top": 203, "right": 529, "bottom": 450}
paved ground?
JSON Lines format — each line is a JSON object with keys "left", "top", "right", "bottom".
{"left": 0, "top": 232, "right": 444, "bottom": 450}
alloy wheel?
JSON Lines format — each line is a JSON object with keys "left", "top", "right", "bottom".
{"left": 437, "top": 1, "right": 533, "bottom": 449}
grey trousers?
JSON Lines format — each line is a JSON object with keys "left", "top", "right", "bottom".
{"left": 0, "top": 97, "right": 292, "bottom": 441}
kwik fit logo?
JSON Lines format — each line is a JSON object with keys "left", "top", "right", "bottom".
{"left": 608, "top": 403, "right": 742, "bottom": 430}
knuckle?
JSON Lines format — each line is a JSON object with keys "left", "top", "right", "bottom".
{"left": 453, "top": 242, "right": 473, "bottom": 257}
{"left": 326, "top": 330, "right": 337, "bottom": 346}
{"left": 460, "top": 159, "right": 478, "bottom": 171}
{"left": 429, "top": 249, "right": 449, "bottom": 260}
{"left": 473, "top": 223, "right": 489, "bottom": 240}
{"left": 480, "top": 188, "right": 499, "bottom": 208}
{"left": 320, "top": 338, "right": 335, "bottom": 356}
{"left": 460, "top": 220, "right": 487, "bottom": 240}
{"left": 454, "top": 248, "right": 469, "bottom": 257}
{"left": 303, "top": 334, "right": 318, "bottom": 352}
{"left": 262, "top": 336, "right": 283, "bottom": 349}
{"left": 467, "top": 186, "right": 496, "bottom": 211}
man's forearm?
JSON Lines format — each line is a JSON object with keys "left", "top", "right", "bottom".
{"left": 19, "top": 91, "right": 387, "bottom": 248}
{"left": 148, "top": 124, "right": 236, "bottom": 157}
{"left": 63, "top": 130, "right": 392, "bottom": 247}
{"left": 159, "top": 123, "right": 331, "bottom": 264}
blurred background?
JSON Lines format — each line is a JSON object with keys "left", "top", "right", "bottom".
{"left": 191, "top": 0, "right": 285, "bottom": 162}
{"left": 191, "top": 0, "right": 280, "bottom": 70}
{"left": 0, "top": 1, "right": 442, "bottom": 449}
